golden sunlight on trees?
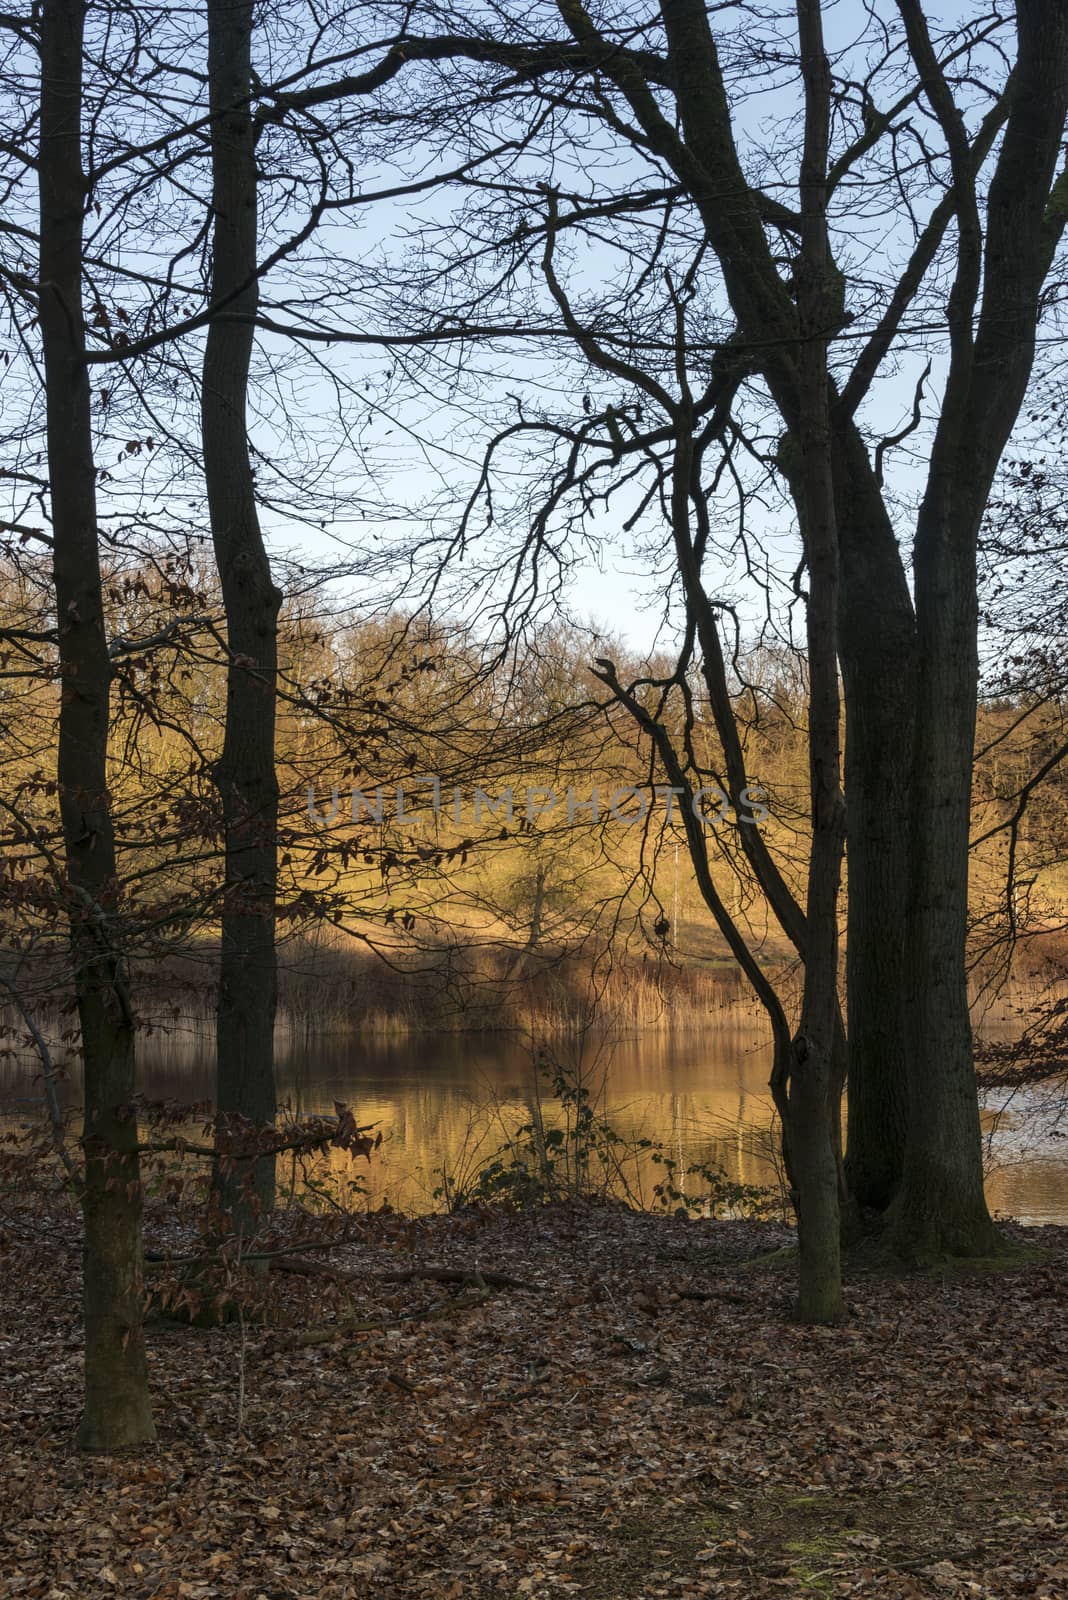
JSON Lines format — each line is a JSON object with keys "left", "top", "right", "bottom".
{"left": 1, "top": 11, "right": 1068, "bottom": 1552}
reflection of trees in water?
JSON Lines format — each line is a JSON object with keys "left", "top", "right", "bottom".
{"left": 281, "top": 1038, "right": 785, "bottom": 1208}
{"left": 3, "top": 1016, "right": 1066, "bottom": 1219}
{"left": 986, "top": 1159, "right": 1068, "bottom": 1225}
{"left": 981, "top": 1075, "right": 1068, "bottom": 1224}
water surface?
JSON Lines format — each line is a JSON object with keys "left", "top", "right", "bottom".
{"left": 5, "top": 1018, "right": 1065, "bottom": 1223}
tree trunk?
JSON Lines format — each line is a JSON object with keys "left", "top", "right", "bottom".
{"left": 833, "top": 428, "right": 915, "bottom": 1216}
{"left": 890, "top": 517, "right": 999, "bottom": 1261}
{"left": 38, "top": 0, "right": 155, "bottom": 1450}
{"left": 204, "top": 0, "right": 281, "bottom": 1234}
{"left": 784, "top": 0, "right": 845, "bottom": 1324}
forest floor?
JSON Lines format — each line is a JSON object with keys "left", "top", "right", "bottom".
{"left": 1, "top": 1203, "right": 1066, "bottom": 1600}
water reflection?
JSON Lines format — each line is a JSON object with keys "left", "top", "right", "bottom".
{"left": 3, "top": 1020, "right": 1066, "bottom": 1223}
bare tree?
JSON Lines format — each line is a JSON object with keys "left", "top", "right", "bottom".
{"left": 263, "top": 0, "right": 1068, "bottom": 1261}
{"left": 38, "top": 0, "right": 155, "bottom": 1449}
{"left": 203, "top": 0, "right": 283, "bottom": 1232}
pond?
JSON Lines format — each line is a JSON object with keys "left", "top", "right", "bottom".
{"left": 4, "top": 1016, "right": 1066, "bottom": 1224}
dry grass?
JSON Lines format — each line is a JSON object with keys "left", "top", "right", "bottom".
{"left": 272, "top": 934, "right": 772, "bottom": 1036}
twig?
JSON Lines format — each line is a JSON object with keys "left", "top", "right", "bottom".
{"left": 147, "top": 1248, "right": 541, "bottom": 1292}
{"left": 0, "top": 971, "right": 80, "bottom": 1186}
{"left": 236, "top": 1302, "right": 248, "bottom": 1439}
{"left": 676, "top": 1286, "right": 749, "bottom": 1304}
{"left": 251, "top": 1285, "right": 491, "bottom": 1360}
{"left": 144, "top": 1232, "right": 363, "bottom": 1271}
{"left": 375, "top": 1264, "right": 540, "bottom": 1291}
{"left": 137, "top": 1120, "right": 376, "bottom": 1161}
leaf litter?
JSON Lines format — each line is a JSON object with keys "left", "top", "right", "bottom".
{"left": 1, "top": 1202, "right": 1066, "bottom": 1599}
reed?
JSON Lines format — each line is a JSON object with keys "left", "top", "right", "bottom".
{"left": 3, "top": 923, "right": 1060, "bottom": 1046}
{"left": 272, "top": 933, "right": 774, "bottom": 1037}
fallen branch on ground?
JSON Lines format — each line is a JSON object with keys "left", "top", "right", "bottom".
{"left": 146, "top": 1246, "right": 541, "bottom": 1292}
{"left": 251, "top": 1283, "right": 491, "bottom": 1360}
{"left": 272, "top": 1255, "right": 541, "bottom": 1291}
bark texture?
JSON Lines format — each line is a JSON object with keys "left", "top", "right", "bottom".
{"left": 834, "top": 429, "right": 915, "bottom": 1215}
{"left": 39, "top": 0, "right": 155, "bottom": 1449}
{"left": 784, "top": 0, "right": 846, "bottom": 1323}
{"left": 204, "top": 0, "right": 282, "bottom": 1232}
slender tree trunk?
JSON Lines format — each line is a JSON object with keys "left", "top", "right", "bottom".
{"left": 38, "top": 0, "right": 155, "bottom": 1449}
{"left": 204, "top": 0, "right": 281, "bottom": 1233}
{"left": 785, "top": 0, "right": 845, "bottom": 1324}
